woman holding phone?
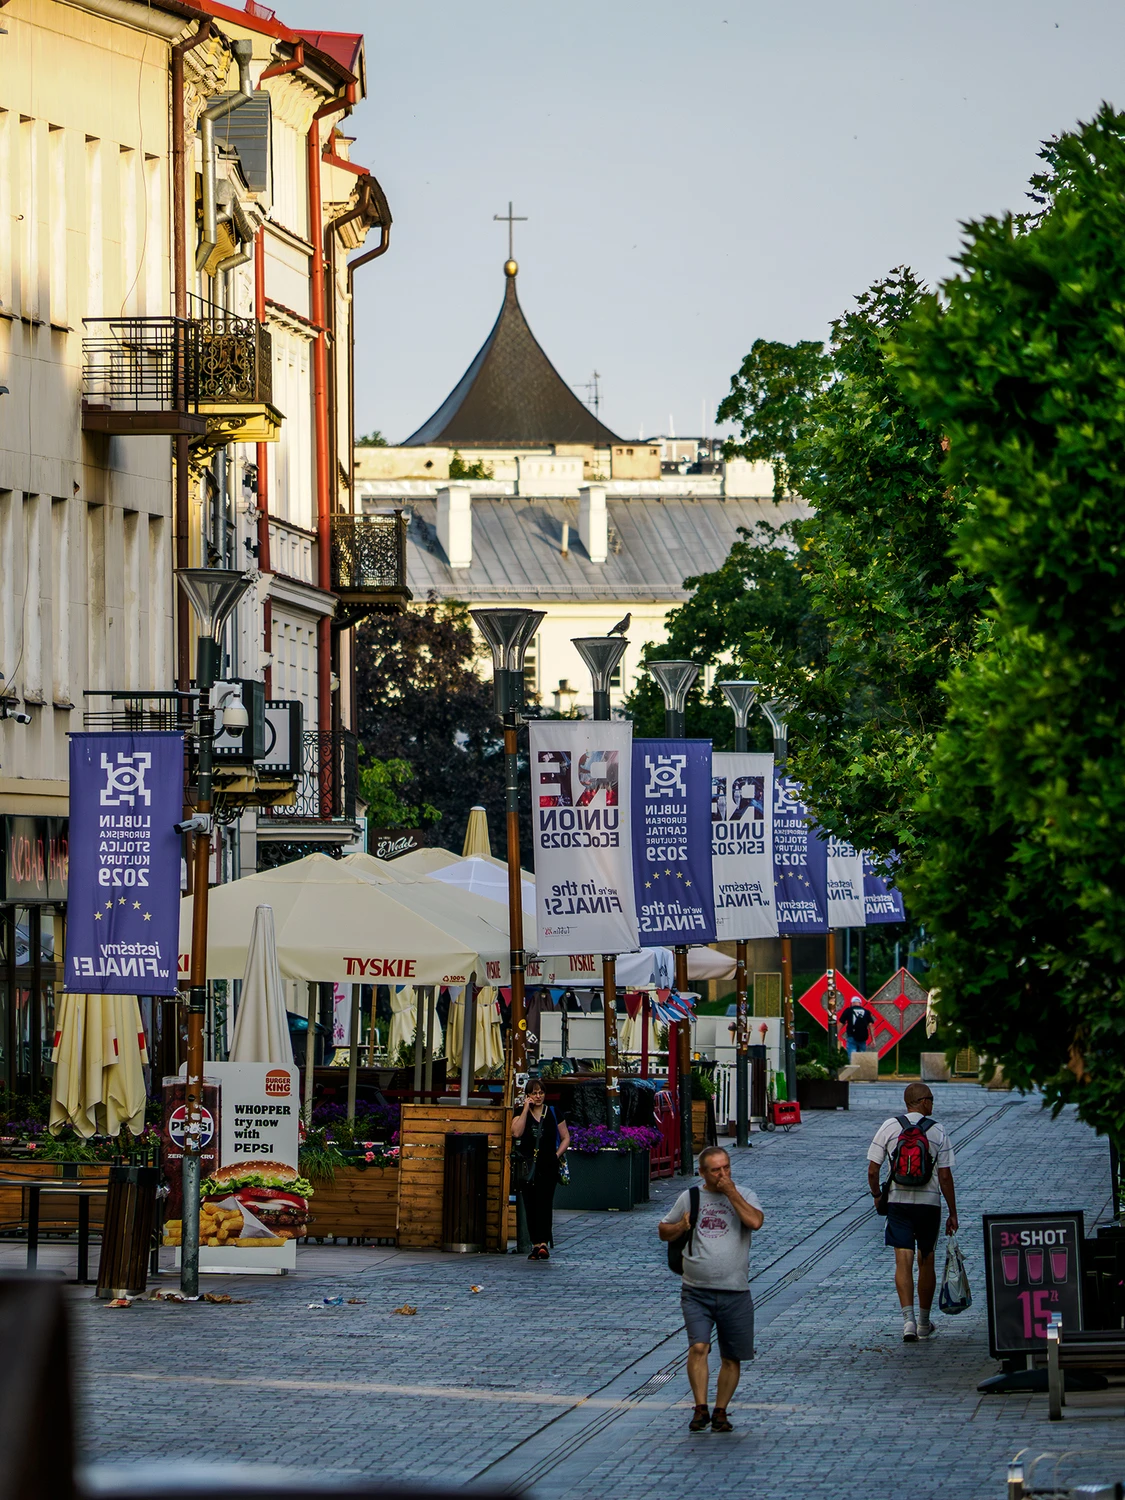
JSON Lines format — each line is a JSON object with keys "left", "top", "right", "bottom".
{"left": 512, "top": 1079, "right": 570, "bottom": 1260}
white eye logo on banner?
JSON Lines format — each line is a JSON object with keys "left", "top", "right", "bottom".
{"left": 100, "top": 752, "right": 153, "bottom": 808}
{"left": 645, "top": 753, "right": 687, "bottom": 798}
{"left": 710, "top": 751, "right": 778, "bottom": 940}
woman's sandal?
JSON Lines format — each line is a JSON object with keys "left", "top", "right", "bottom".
{"left": 710, "top": 1407, "right": 733, "bottom": 1433}
{"left": 688, "top": 1405, "right": 710, "bottom": 1432}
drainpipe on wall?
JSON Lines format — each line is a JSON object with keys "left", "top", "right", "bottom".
{"left": 307, "top": 82, "right": 355, "bottom": 747}
{"left": 254, "top": 228, "right": 272, "bottom": 697}
{"left": 171, "top": 18, "right": 212, "bottom": 691}
{"left": 195, "top": 39, "right": 255, "bottom": 277}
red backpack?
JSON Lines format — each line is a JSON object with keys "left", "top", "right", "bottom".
{"left": 889, "top": 1115, "right": 937, "bottom": 1188}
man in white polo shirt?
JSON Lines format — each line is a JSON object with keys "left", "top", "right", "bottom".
{"left": 867, "top": 1082, "right": 958, "bottom": 1342}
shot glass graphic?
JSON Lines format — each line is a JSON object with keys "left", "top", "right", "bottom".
{"left": 1050, "top": 1247, "right": 1069, "bottom": 1283}
{"left": 1001, "top": 1249, "right": 1021, "bottom": 1285}
{"left": 1025, "top": 1248, "right": 1045, "bottom": 1284}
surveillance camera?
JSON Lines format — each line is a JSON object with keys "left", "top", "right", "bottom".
{"left": 174, "top": 814, "right": 211, "bottom": 836}
{"left": 12, "top": 711, "right": 31, "bottom": 725}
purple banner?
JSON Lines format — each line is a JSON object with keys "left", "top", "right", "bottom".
{"left": 65, "top": 733, "right": 184, "bottom": 995}
{"left": 863, "top": 852, "right": 906, "bottom": 924}
{"left": 772, "top": 773, "right": 829, "bottom": 934}
{"left": 632, "top": 739, "right": 716, "bottom": 947}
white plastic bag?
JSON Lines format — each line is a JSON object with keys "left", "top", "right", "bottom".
{"left": 938, "top": 1232, "right": 972, "bottom": 1315}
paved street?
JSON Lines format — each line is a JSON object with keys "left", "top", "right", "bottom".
{"left": 18, "top": 1082, "right": 1121, "bottom": 1498}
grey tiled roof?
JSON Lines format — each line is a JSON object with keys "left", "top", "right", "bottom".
{"left": 394, "top": 494, "right": 808, "bottom": 601}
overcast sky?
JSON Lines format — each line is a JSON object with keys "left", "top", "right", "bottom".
{"left": 317, "top": 0, "right": 1125, "bottom": 445}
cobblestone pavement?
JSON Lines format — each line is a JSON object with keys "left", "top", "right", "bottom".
{"left": 21, "top": 1082, "right": 1123, "bottom": 1498}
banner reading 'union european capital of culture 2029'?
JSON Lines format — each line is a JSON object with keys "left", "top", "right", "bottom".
{"left": 65, "top": 733, "right": 184, "bottom": 995}
{"left": 772, "top": 773, "right": 829, "bottom": 934}
{"left": 710, "top": 751, "right": 778, "bottom": 940}
{"left": 530, "top": 719, "right": 639, "bottom": 957}
{"left": 632, "top": 739, "right": 716, "bottom": 947}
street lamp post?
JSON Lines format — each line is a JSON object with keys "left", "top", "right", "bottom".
{"left": 572, "top": 635, "right": 629, "bottom": 1121}
{"left": 760, "top": 698, "right": 798, "bottom": 1105}
{"left": 471, "top": 608, "right": 545, "bottom": 1101}
{"left": 648, "top": 661, "right": 698, "bottom": 1177}
{"left": 175, "top": 567, "right": 253, "bottom": 1297}
{"left": 718, "top": 680, "right": 758, "bottom": 1149}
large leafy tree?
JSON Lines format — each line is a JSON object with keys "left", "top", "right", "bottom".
{"left": 896, "top": 106, "right": 1125, "bottom": 1138}
{"left": 354, "top": 599, "right": 526, "bottom": 857}
{"left": 678, "top": 271, "right": 984, "bottom": 862}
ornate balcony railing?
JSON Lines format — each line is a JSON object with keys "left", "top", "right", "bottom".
{"left": 81, "top": 318, "right": 205, "bottom": 436}
{"left": 330, "top": 512, "right": 411, "bottom": 610}
{"left": 190, "top": 295, "right": 273, "bottom": 406}
{"left": 262, "top": 729, "right": 357, "bottom": 824}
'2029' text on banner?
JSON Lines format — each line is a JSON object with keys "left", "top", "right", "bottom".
{"left": 65, "top": 732, "right": 184, "bottom": 995}
{"left": 632, "top": 739, "right": 716, "bottom": 946}
{"left": 530, "top": 719, "right": 639, "bottom": 956}
{"left": 711, "top": 751, "right": 778, "bottom": 940}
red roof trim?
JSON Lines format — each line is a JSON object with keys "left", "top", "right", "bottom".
{"left": 185, "top": 1, "right": 359, "bottom": 85}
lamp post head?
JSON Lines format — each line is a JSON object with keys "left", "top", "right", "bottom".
{"left": 471, "top": 607, "right": 546, "bottom": 721}
{"left": 572, "top": 636, "right": 628, "bottom": 694}
{"left": 760, "top": 697, "right": 794, "bottom": 767}
{"left": 647, "top": 660, "right": 699, "bottom": 717}
{"left": 176, "top": 568, "right": 254, "bottom": 640}
{"left": 718, "top": 680, "right": 758, "bottom": 729}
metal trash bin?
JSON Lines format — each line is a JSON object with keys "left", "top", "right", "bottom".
{"left": 96, "top": 1165, "right": 158, "bottom": 1299}
{"left": 442, "top": 1134, "right": 487, "bottom": 1253}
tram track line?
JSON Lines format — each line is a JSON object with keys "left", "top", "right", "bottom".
{"left": 477, "top": 1095, "right": 1025, "bottom": 1492}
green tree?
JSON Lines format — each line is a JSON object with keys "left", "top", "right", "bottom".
{"left": 357, "top": 753, "right": 441, "bottom": 832}
{"left": 896, "top": 106, "right": 1125, "bottom": 1139}
{"left": 448, "top": 451, "right": 494, "bottom": 481}
{"left": 356, "top": 430, "right": 388, "bottom": 447}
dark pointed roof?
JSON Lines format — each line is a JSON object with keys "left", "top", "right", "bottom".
{"left": 403, "top": 265, "right": 622, "bottom": 448}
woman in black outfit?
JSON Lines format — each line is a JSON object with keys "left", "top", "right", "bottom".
{"left": 512, "top": 1079, "right": 570, "bottom": 1260}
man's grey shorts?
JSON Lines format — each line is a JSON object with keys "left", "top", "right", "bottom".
{"left": 681, "top": 1285, "right": 755, "bottom": 1362}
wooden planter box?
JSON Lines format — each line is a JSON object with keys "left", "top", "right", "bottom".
{"left": 305, "top": 1165, "right": 398, "bottom": 1242}
{"left": 796, "top": 1078, "right": 850, "bottom": 1111}
{"left": 0, "top": 1161, "right": 111, "bottom": 1234}
{"left": 554, "top": 1150, "right": 634, "bottom": 1211}
{"left": 691, "top": 1099, "right": 718, "bottom": 1151}
{"left": 397, "top": 1104, "right": 510, "bottom": 1251}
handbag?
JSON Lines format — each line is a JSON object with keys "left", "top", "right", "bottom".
{"left": 938, "top": 1233, "right": 972, "bottom": 1314}
{"left": 876, "top": 1176, "right": 891, "bottom": 1216}
{"left": 509, "top": 1149, "right": 532, "bottom": 1188}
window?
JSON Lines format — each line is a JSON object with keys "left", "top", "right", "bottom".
{"left": 48, "top": 125, "right": 66, "bottom": 326}
{"left": 51, "top": 498, "right": 71, "bottom": 705}
{"left": 523, "top": 634, "right": 539, "bottom": 697}
{"left": 753, "top": 972, "right": 782, "bottom": 1017}
{"left": 85, "top": 136, "right": 102, "bottom": 317}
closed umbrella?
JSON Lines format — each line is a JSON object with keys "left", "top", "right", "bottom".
{"left": 229, "top": 904, "right": 294, "bottom": 1065}
{"left": 102, "top": 995, "right": 149, "bottom": 1136}
{"left": 178, "top": 853, "right": 480, "bottom": 985}
{"left": 50, "top": 993, "right": 147, "bottom": 1138}
{"left": 49, "top": 992, "right": 88, "bottom": 1136}
{"left": 473, "top": 985, "right": 504, "bottom": 1073}
{"left": 446, "top": 988, "right": 465, "bottom": 1069}
{"left": 462, "top": 806, "right": 492, "bottom": 858}
{"left": 387, "top": 985, "right": 417, "bottom": 1062}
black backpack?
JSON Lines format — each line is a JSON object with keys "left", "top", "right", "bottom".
{"left": 667, "top": 1187, "right": 701, "bottom": 1275}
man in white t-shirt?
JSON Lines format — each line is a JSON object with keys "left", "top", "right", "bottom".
{"left": 658, "top": 1147, "right": 764, "bottom": 1434}
{"left": 867, "top": 1082, "right": 958, "bottom": 1343}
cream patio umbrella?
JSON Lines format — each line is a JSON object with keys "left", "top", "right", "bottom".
{"left": 462, "top": 806, "right": 492, "bottom": 858}
{"left": 228, "top": 904, "right": 294, "bottom": 1065}
{"left": 473, "top": 985, "right": 505, "bottom": 1073}
{"left": 387, "top": 985, "right": 417, "bottom": 1062}
{"left": 178, "top": 853, "right": 481, "bottom": 986}
{"left": 445, "top": 988, "right": 466, "bottom": 1069}
{"left": 50, "top": 993, "right": 148, "bottom": 1138}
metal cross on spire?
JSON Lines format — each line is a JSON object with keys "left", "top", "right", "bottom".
{"left": 494, "top": 201, "right": 527, "bottom": 262}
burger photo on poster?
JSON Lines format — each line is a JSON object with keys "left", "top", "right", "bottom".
{"left": 201, "top": 1160, "right": 314, "bottom": 1240}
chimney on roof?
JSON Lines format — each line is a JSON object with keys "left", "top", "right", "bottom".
{"left": 437, "top": 484, "right": 472, "bottom": 569}
{"left": 579, "top": 486, "right": 607, "bottom": 564}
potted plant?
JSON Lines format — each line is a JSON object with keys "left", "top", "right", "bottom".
{"left": 554, "top": 1124, "right": 658, "bottom": 1211}
{"left": 298, "top": 1108, "right": 402, "bottom": 1242}
{"left": 795, "top": 1053, "right": 850, "bottom": 1111}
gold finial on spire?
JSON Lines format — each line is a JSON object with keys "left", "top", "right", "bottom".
{"left": 504, "top": 259, "right": 518, "bottom": 278}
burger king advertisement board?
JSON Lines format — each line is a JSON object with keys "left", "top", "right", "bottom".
{"left": 164, "top": 1061, "right": 306, "bottom": 1273}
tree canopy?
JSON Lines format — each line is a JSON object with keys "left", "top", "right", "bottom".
{"left": 895, "top": 105, "right": 1125, "bottom": 1139}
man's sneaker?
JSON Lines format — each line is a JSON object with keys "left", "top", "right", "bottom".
{"left": 688, "top": 1405, "right": 710, "bottom": 1432}
{"left": 902, "top": 1318, "right": 918, "bottom": 1342}
{"left": 917, "top": 1318, "right": 936, "bottom": 1340}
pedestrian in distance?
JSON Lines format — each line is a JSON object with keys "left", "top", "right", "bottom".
{"left": 838, "top": 996, "right": 878, "bottom": 1059}
{"left": 867, "top": 1082, "right": 958, "bottom": 1342}
{"left": 511, "top": 1079, "right": 570, "bottom": 1260}
{"left": 658, "top": 1145, "right": 764, "bottom": 1433}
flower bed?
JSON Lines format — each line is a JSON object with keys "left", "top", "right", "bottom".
{"left": 304, "top": 1163, "right": 399, "bottom": 1242}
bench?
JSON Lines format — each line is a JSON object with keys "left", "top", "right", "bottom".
{"left": 1046, "top": 1317, "right": 1125, "bottom": 1419}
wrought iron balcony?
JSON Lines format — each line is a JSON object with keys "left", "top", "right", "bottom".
{"left": 330, "top": 512, "right": 412, "bottom": 613}
{"left": 81, "top": 318, "right": 207, "bottom": 436}
{"left": 81, "top": 304, "right": 281, "bottom": 443}
{"left": 260, "top": 729, "right": 358, "bottom": 825}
